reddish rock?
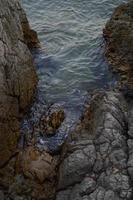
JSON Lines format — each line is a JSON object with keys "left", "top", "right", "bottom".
{"left": 104, "top": 2, "right": 133, "bottom": 91}
{"left": 41, "top": 108, "right": 65, "bottom": 136}
{"left": 20, "top": 147, "right": 56, "bottom": 183}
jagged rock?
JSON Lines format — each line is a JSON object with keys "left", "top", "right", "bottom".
{"left": 104, "top": 1, "right": 133, "bottom": 91}
{"left": 40, "top": 105, "right": 65, "bottom": 136}
{"left": 56, "top": 91, "right": 132, "bottom": 200}
{"left": 0, "top": 0, "right": 38, "bottom": 166}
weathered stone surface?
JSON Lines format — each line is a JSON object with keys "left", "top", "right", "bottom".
{"left": 56, "top": 91, "right": 132, "bottom": 200}
{"left": 104, "top": 1, "right": 133, "bottom": 91}
{"left": 0, "top": 145, "right": 58, "bottom": 200}
{"left": 20, "top": 146, "right": 56, "bottom": 183}
{"left": 0, "top": 0, "right": 38, "bottom": 166}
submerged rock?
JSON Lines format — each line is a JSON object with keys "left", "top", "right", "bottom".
{"left": 0, "top": 0, "right": 38, "bottom": 166}
{"left": 40, "top": 106, "right": 65, "bottom": 136}
{"left": 104, "top": 1, "right": 133, "bottom": 91}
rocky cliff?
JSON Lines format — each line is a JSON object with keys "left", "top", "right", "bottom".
{"left": 0, "top": 1, "right": 133, "bottom": 200}
{"left": 0, "top": 0, "right": 38, "bottom": 167}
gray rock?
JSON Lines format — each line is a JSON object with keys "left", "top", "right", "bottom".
{"left": 56, "top": 91, "right": 132, "bottom": 200}
{"left": 58, "top": 144, "right": 96, "bottom": 189}
{"left": 56, "top": 189, "right": 71, "bottom": 200}
{"left": 80, "top": 177, "right": 96, "bottom": 195}
{"left": 104, "top": 190, "right": 115, "bottom": 200}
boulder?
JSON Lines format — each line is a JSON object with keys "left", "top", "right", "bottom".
{"left": 20, "top": 146, "right": 56, "bottom": 183}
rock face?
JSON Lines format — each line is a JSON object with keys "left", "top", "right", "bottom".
{"left": 56, "top": 91, "right": 132, "bottom": 200}
{"left": 0, "top": 0, "right": 38, "bottom": 167}
{"left": 104, "top": 1, "right": 133, "bottom": 91}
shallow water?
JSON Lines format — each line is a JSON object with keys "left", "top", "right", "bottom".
{"left": 21, "top": 0, "right": 127, "bottom": 151}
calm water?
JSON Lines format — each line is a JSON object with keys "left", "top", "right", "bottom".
{"left": 21, "top": 0, "right": 126, "bottom": 151}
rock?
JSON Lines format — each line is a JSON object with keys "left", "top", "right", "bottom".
{"left": 12, "top": 147, "right": 59, "bottom": 199}
{"left": 56, "top": 91, "right": 132, "bottom": 200}
{"left": 20, "top": 146, "right": 56, "bottom": 183}
{"left": 58, "top": 144, "right": 96, "bottom": 189}
{"left": 41, "top": 106, "right": 65, "bottom": 136}
{"left": 0, "top": 0, "right": 38, "bottom": 166}
{"left": 0, "top": 190, "right": 4, "bottom": 200}
{"left": 14, "top": 196, "right": 24, "bottom": 200}
{"left": 19, "top": 8, "right": 40, "bottom": 49}
{"left": 104, "top": 2, "right": 133, "bottom": 91}
{"left": 104, "top": 3, "right": 133, "bottom": 193}
{"left": 127, "top": 109, "right": 133, "bottom": 181}
{"left": 0, "top": 1, "right": 133, "bottom": 200}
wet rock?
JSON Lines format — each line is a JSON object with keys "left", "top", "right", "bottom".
{"left": 41, "top": 106, "right": 65, "bottom": 136}
{"left": 56, "top": 91, "right": 132, "bottom": 200}
{"left": 20, "top": 12, "right": 40, "bottom": 49}
{"left": 20, "top": 146, "right": 56, "bottom": 183}
{"left": 0, "top": 0, "right": 38, "bottom": 166}
{"left": 104, "top": 1, "right": 133, "bottom": 91}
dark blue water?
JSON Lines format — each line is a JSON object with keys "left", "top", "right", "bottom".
{"left": 21, "top": 0, "right": 127, "bottom": 152}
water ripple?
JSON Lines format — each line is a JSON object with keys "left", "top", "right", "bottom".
{"left": 21, "top": 0, "right": 127, "bottom": 151}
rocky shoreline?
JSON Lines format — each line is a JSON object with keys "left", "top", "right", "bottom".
{"left": 0, "top": 1, "right": 133, "bottom": 200}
